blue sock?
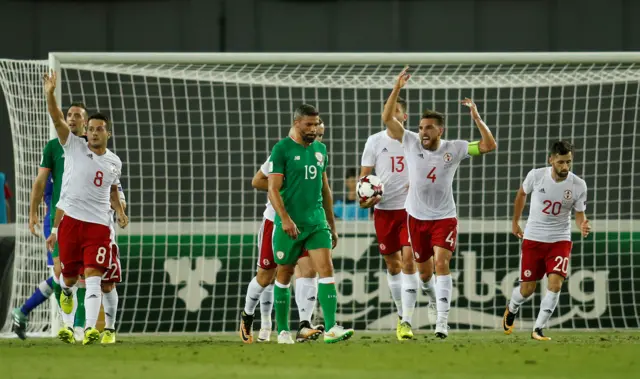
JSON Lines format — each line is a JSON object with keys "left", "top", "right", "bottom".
{"left": 21, "top": 276, "right": 54, "bottom": 316}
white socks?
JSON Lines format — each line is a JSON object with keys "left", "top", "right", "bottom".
{"left": 421, "top": 275, "right": 437, "bottom": 303}
{"left": 435, "top": 274, "right": 452, "bottom": 324}
{"left": 386, "top": 272, "right": 403, "bottom": 317}
{"left": 401, "top": 273, "right": 418, "bottom": 324}
{"left": 534, "top": 290, "right": 560, "bottom": 330}
{"left": 244, "top": 277, "right": 266, "bottom": 315}
{"left": 295, "top": 277, "right": 317, "bottom": 323}
{"left": 84, "top": 276, "right": 102, "bottom": 329}
{"left": 508, "top": 286, "right": 531, "bottom": 314}
{"left": 260, "top": 284, "right": 274, "bottom": 329}
{"left": 102, "top": 288, "right": 119, "bottom": 330}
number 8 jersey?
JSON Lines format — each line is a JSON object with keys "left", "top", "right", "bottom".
{"left": 57, "top": 133, "right": 122, "bottom": 227}
{"left": 523, "top": 167, "right": 587, "bottom": 243}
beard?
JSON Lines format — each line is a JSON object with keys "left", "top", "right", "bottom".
{"left": 556, "top": 168, "right": 569, "bottom": 178}
{"left": 302, "top": 133, "right": 316, "bottom": 143}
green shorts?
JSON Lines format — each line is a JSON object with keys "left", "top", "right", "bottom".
{"left": 272, "top": 222, "right": 332, "bottom": 265}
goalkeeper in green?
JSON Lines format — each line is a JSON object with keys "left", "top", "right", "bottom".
{"left": 268, "top": 104, "right": 354, "bottom": 344}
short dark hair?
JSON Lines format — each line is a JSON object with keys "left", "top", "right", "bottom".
{"left": 550, "top": 140, "right": 574, "bottom": 156}
{"left": 66, "top": 102, "right": 89, "bottom": 120}
{"left": 88, "top": 112, "right": 111, "bottom": 132}
{"left": 384, "top": 96, "right": 407, "bottom": 113}
{"left": 294, "top": 104, "right": 319, "bottom": 119}
{"left": 421, "top": 109, "right": 445, "bottom": 126}
{"left": 345, "top": 168, "right": 357, "bottom": 178}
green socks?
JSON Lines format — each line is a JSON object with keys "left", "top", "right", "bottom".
{"left": 274, "top": 283, "right": 291, "bottom": 333}
{"left": 318, "top": 281, "right": 338, "bottom": 330}
{"left": 74, "top": 287, "right": 86, "bottom": 328}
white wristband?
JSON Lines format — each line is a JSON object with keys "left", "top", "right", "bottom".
{"left": 51, "top": 227, "right": 58, "bottom": 235}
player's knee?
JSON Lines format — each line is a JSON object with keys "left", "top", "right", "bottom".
{"left": 547, "top": 275, "right": 564, "bottom": 293}
{"left": 84, "top": 267, "right": 104, "bottom": 278}
{"left": 520, "top": 282, "right": 537, "bottom": 297}
{"left": 297, "top": 260, "right": 316, "bottom": 278}
{"left": 383, "top": 253, "right": 402, "bottom": 275}
{"left": 101, "top": 282, "right": 115, "bottom": 293}
{"left": 256, "top": 268, "right": 276, "bottom": 287}
{"left": 419, "top": 270, "right": 433, "bottom": 283}
{"left": 276, "top": 265, "right": 295, "bottom": 285}
{"left": 434, "top": 258, "right": 450, "bottom": 274}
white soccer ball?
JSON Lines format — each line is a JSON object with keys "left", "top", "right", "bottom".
{"left": 357, "top": 175, "right": 384, "bottom": 201}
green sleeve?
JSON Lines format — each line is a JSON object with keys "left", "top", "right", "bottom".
{"left": 468, "top": 141, "right": 481, "bottom": 156}
{"left": 40, "top": 141, "right": 53, "bottom": 169}
{"left": 268, "top": 142, "right": 286, "bottom": 175}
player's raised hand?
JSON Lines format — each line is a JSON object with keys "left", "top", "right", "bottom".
{"left": 29, "top": 212, "right": 41, "bottom": 237}
{"left": 331, "top": 229, "right": 339, "bottom": 249}
{"left": 512, "top": 222, "right": 524, "bottom": 239}
{"left": 395, "top": 66, "right": 411, "bottom": 89}
{"left": 117, "top": 212, "right": 129, "bottom": 229}
{"left": 43, "top": 71, "right": 57, "bottom": 94}
{"left": 46, "top": 232, "right": 57, "bottom": 252}
{"left": 580, "top": 219, "right": 591, "bottom": 238}
{"left": 359, "top": 195, "right": 381, "bottom": 209}
{"left": 282, "top": 217, "right": 299, "bottom": 239}
{"left": 461, "top": 98, "right": 481, "bottom": 119}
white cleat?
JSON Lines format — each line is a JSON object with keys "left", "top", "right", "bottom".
{"left": 74, "top": 327, "right": 84, "bottom": 342}
{"left": 435, "top": 322, "right": 449, "bottom": 339}
{"left": 427, "top": 303, "right": 438, "bottom": 325}
{"left": 277, "top": 330, "right": 294, "bottom": 344}
{"left": 258, "top": 328, "right": 271, "bottom": 342}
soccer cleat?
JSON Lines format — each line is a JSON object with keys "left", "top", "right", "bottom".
{"left": 11, "top": 308, "right": 27, "bottom": 340}
{"left": 277, "top": 330, "right": 295, "bottom": 344}
{"left": 239, "top": 311, "right": 254, "bottom": 344}
{"left": 295, "top": 321, "right": 323, "bottom": 343}
{"left": 83, "top": 327, "right": 100, "bottom": 345}
{"left": 324, "top": 325, "right": 355, "bottom": 344}
{"left": 57, "top": 327, "right": 75, "bottom": 344}
{"left": 312, "top": 323, "right": 325, "bottom": 332}
{"left": 531, "top": 328, "right": 552, "bottom": 341}
{"left": 257, "top": 328, "right": 271, "bottom": 342}
{"left": 503, "top": 307, "right": 516, "bottom": 335}
{"left": 427, "top": 303, "right": 438, "bottom": 325}
{"left": 74, "top": 327, "right": 84, "bottom": 342}
{"left": 434, "top": 322, "right": 449, "bottom": 339}
{"left": 101, "top": 329, "right": 116, "bottom": 344}
{"left": 395, "top": 315, "right": 402, "bottom": 340}
{"left": 59, "top": 291, "right": 74, "bottom": 315}
{"left": 398, "top": 321, "right": 414, "bottom": 340}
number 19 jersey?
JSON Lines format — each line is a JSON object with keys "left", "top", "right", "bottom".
{"left": 361, "top": 130, "right": 408, "bottom": 210}
{"left": 522, "top": 167, "right": 587, "bottom": 243}
{"left": 269, "top": 137, "right": 328, "bottom": 227}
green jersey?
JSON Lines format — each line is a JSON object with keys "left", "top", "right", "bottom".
{"left": 40, "top": 138, "right": 65, "bottom": 222}
{"left": 269, "top": 137, "right": 328, "bottom": 227}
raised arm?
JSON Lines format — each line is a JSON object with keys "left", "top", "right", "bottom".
{"left": 29, "top": 168, "right": 51, "bottom": 236}
{"left": 461, "top": 98, "right": 497, "bottom": 155}
{"left": 321, "top": 172, "right": 338, "bottom": 248}
{"left": 511, "top": 187, "right": 527, "bottom": 239}
{"left": 43, "top": 71, "right": 70, "bottom": 145}
{"left": 382, "top": 67, "right": 411, "bottom": 141}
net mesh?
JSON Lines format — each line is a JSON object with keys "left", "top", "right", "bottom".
{"left": 1, "top": 57, "right": 639, "bottom": 334}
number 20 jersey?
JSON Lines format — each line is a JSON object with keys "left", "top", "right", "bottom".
{"left": 523, "top": 167, "right": 587, "bottom": 243}
{"left": 361, "top": 130, "right": 409, "bottom": 210}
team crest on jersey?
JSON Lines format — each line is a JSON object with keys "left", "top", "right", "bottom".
{"left": 315, "top": 152, "right": 324, "bottom": 166}
{"left": 443, "top": 152, "right": 453, "bottom": 162}
{"left": 524, "top": 270, "right": 532, "bottom": 278}
{"left": 564, "top": 190, "right": 573, "bottom": 200}
{"left": 276, "top": 251, "right": 284, "bottom": 260}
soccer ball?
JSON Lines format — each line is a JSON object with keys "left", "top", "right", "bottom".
{"left": 356, "top": 175, "right": 384, "bottom": 201}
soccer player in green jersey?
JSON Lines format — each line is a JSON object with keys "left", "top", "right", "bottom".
{"left": 11, "top": 101, "right": 89, "bottom": 340}
{"left": 268, "top": 104, "right": 355, "bottom": 344}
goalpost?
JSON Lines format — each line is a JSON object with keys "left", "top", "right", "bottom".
{"left": 1, "top": 52, "right": 639, "bottom": 336}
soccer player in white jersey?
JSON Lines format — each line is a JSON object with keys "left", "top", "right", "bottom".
{"left": 240, "top": 122, "right": 326, "bottom": 344}
{"left": 360, "top": 100, "right": 437, "bottom": 340}
{"left": 503, "top": 141, "right": 590, "bottom": 341}
{"left": 43, "top": 71, "right": 128, "bottom": 345}
{"left": 383, "top": 67, "right": 497, "bottom": 339}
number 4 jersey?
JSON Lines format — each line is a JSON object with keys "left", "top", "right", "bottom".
{"left": 57, "top": 133, "right": 122, "bottom": 227}
{"left": 361, "top": 130, "right": 409, "bottom": 210}
{"left": 523, "top": 167, "right": 587, "bottom": 243}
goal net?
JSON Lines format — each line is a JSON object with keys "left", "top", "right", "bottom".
{"left": 1, "top": 53, "right": 639, "bottom": 335}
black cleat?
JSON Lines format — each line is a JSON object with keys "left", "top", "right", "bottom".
{"left": 503, "top": 307, "right": 516, "bottom": 335}
{"left": 239, "top": 311, "right": 254, "bottom": 344}
{"left": 531, "top": 328, "right": 551, "bottom": 341}
{"left": 11, "top": 308, "right": 27, "bottom": 340}
{"left": 296, "top": 320, "right": 323, "bottom": 342}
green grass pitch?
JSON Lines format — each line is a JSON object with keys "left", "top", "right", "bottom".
{"left": 2, "top": 331, "right": 639, "bottom": 379}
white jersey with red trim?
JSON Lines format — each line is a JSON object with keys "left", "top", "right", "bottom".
{"left": 522, "top": 167, "right": 587, "bottom": 243}
{"left": 402, "top": 131, "right": 469, "bottom": 220}
{"left": 260, "top": 157, "right": 276, "bottom": 221}
{"left": 361, "top": 130, "right": 409, "bottom": 210}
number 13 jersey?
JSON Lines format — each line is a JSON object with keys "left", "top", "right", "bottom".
{"left": 402, "top": 131, "right": 470, "bottom": 220}
{"left": 523, "top": 167, "right": 587, "bottom": 243}
{"left": 57, "top": 133, "right": 122, "bottom": 227}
